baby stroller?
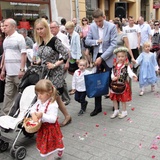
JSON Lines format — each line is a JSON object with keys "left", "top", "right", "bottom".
{"left": 0, "top": 65, "right": 48, "bottom": 160}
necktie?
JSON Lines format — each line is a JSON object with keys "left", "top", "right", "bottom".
{"left": 78, "top": 70, "right": 81, "bottom": 76}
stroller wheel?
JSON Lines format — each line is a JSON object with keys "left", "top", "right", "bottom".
{"left": 0, "top": 141, "right": 9, "bottom": 152}
{"left": 0, "top": 139, "right": 3, "bottom": 145}
{"left": 15, "top": 146, "right": 26, "bottom": 160}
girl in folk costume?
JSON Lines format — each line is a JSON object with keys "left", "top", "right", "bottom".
{"left": 30, "top": 79, "right": 64, "bottom": 160}
{"left": 110, "top": 47, "right": 137, "bottom": 119}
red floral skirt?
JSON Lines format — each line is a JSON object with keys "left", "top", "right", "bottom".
{"left": 36, "top": 120, "right": 64, "bottom": 157}
{"left": 110, "top": 82, "right": 131, "bottom": 102}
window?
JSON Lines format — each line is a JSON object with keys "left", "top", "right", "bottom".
{"left": 85, "top": 0, "right": 98, "bottom": 23}
{"left": 0, "top": 2, "right": 49, "bottom": 28}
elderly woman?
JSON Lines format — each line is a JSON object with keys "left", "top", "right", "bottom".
{"left": 34, "top": 18, "right": 71, "bottom": 126}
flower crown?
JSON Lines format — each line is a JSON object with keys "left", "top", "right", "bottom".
{"left": 113, "top": 47, "right": 129, "bottom": 55}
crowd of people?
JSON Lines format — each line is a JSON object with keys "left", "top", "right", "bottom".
{"left": 0, "top": 8, "right": 160, "bottom": 159}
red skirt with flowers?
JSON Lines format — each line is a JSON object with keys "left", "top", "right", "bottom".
{"left": 36, "top": 120, "right": 64, "bottom": 157}
{"left": 110, "top": 81, "right": 131, "bottom": 102}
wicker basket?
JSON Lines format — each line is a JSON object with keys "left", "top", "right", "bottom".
{"left": 23, "top": 117, "right": 42, "bottom": 133}
{"left": 110, "top": 81, "right": 126, "bottom": 94}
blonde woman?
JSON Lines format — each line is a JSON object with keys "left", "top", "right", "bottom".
{"left": 34, "top": 18, "right": 71, "bottom": 127}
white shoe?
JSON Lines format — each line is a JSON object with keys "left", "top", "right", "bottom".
{"left": 110, "top": 110, "right": 119, "bottom": 119}
{"left": 118, "top": 111, "right": 127, "bottom": 119}
{"left": 139, "top": 91, "right": 144, "bottom": 96}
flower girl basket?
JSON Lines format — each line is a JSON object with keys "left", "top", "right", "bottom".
{"left": 23, "top": 118, "right": 42, "bottom": 133}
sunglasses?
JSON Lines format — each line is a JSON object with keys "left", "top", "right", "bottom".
{"left": 82, "top": 19, "right": 87, "bottom": 21}
{"left": 154, "top": 24, "right": 159, "bottom": 26}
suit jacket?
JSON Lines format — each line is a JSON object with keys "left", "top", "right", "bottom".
{"left": 85, "top": 20, "right": 117, "bottom": 68}
{"left": 69, "top": 31, "right": 82, "bottom": 60}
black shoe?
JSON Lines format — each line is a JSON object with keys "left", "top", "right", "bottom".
{"left": 78, "top": 109, "right": 84, "bottom": 116}
{"left": 104, "top": 94, "right": 110, "bottom": 99}
{"left": 83, "top": 101, "right": 88, "bottom": 112}
{"left": 90, "top": 109, "right": 102, "bottom": 117}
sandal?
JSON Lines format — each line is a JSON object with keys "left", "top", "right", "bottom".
{"left": 69, "top": 90, "right": 75, "bottom": 95}
{"left": 60, "top": 116, "right": 72, "bottom": 127}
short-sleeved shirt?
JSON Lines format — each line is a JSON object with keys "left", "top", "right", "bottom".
{"left": 3, "top": 31, "right": 26, "bottom": 76}
{"left": 123, "top": 24, "right": 141, "bottom": 49}
{"left": 117, "top": 32, "right": 127, "bottom": 47}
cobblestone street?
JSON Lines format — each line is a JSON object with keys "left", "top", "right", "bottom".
{"left": 1, "top": 74, "right": 160, "bottom": 160}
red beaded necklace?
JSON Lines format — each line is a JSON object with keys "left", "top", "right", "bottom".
{"left": 36, "top": 99, "right": 51, "bottom": 114}
{"left": 115, "top": 62, "right": 124, "bottom": 77}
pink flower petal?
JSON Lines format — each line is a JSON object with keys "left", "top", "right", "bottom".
{"left": 131, "top": 107, "right": 135, "bottom": 111}
{"left": 129, "top": 120, "right": 133, "bottom": 123}
{"left": 96, "top": 124, "right": 99, "bottom": 127}
{"left": 103, "top": 134, "right": 107, "bottom": 136}
{"left": 103, "top": 112, "right": 107, "bottom": 115}
{"left": 139, "top": 143, "right": 142, "bottom": 149}
{"left": 156, "top": 135, "right": 160, "bottom": 139}
{"left": 152, "top": 155, "right": 155, "bottom": 159}
{"left": 127, "top": 118, "right": 130, "bottom": 121}
{"left": 150, "top": 144, "right": 158, "bottom": 150}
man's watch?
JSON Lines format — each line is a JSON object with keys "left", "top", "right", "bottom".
{"left": 20, "top": 68, "right": 25, "bottom": 72}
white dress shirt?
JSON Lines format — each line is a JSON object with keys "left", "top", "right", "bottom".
{"left": 72, "top": 69, "right": 91, "bottom": 92}
{"left": 56, "top": 31, "right": 70, "bottom": 50}
{"left": 98, "top": 26, "right": 104, "bottom": 53}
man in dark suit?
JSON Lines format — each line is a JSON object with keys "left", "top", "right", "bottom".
{"left": 85, "top": 8, "right": 117, "bottom": 116}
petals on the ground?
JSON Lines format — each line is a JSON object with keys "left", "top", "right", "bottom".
{"left": 96, "top": 124, "right": 99, "bottom": 127}
{"left": 150, "top": 144, "right": 158, "bottom": 150}
{"left": 103, "top": 112, "right": 107, "bottom": 115}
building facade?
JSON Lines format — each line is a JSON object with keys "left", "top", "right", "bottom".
{"left": 0, "top": 0, "right": 159, "bottom": 28}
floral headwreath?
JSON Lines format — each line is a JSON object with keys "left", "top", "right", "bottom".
{"left": 113, "top": 47, "right": 129, "bottom": 55}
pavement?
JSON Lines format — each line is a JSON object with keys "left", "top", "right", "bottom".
{"left": 1, "top": 73, "right": 160, "bottom": 160}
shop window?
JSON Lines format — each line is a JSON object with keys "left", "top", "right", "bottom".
{"left": 0, "top": 2, "right": 50, "bottom": 29}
